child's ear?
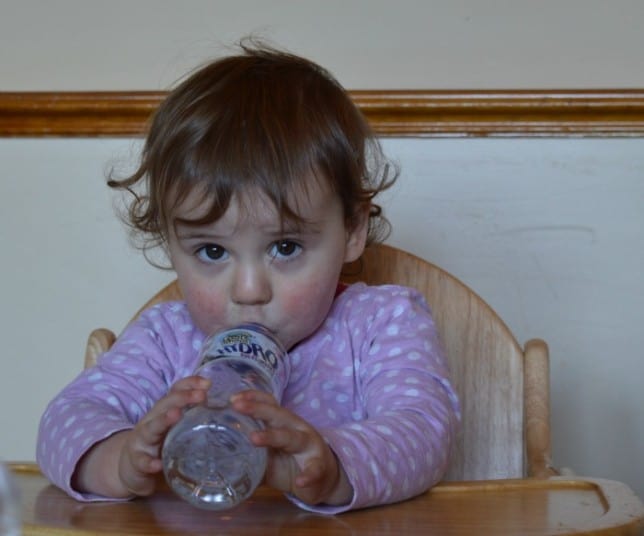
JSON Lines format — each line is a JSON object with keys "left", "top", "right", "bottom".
{"left": 344, "top": 204, "right": 370, "bottom": 263}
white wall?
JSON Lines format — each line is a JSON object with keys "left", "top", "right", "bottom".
{"left": 1, "top": 0, "right": 643, "bottom": 499}
{"left": 2, "top": 0, "right": 644, "bottom": 90}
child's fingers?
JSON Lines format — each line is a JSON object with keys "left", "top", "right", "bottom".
{"left": 169, "top": 375, "right": 211, "bottom": 393}
{"left": 251, "top": 426, "right": 312, "bottom": 453}
{"left": 230, "top": 389, "right": 277, "bottom": 406}
{"left": 129, "top": 449, "right": 163, "bottom": 474}
{"left": 137, "top": 412, "right": 175, "bottom": 444}
{"left": 230, "top": 392, "right": 295, "bottom": 428}
{"left": 152, "top": 386, "right": 207, "bottom": 421}
{"left": 136, "top": 389, "right": 204, "bottom": 444}
{"left": 119, "top": 450, "right": 163, "bottom": 497}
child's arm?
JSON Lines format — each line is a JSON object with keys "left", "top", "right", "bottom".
{"left": 231, "top": 390, "right": 353, "bottom": 507}
{"left": 316, "top": 286, "right": 460, "bottom": 512}
{"left": 72, "top": 376, "right": 210, "bottom": 498}
{"left": 252, "top": 284, "right": 460, "bottom": 514}
{"left": 36, "top": 302, "right": 204, "bottom": 501}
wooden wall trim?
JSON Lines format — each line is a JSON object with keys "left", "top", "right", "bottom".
{"left": 1, "top": 90, "right": 644, "bottom": 138}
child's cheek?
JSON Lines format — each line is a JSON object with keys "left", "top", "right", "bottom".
{"left": 186, "top": 289, "right": 227, "bottom": 333}
{"left": 281, "top": 281, "right": 335, "bottom": 322}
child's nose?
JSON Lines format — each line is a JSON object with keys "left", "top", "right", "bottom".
{"left": 231, "top": 263, "right": 272, "bottom": 305}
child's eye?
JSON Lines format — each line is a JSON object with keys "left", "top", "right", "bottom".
{"left": 196, "top": 244, "right": 228, "bottom": 263}
{"left": 270, "top": 240, "right": 302, "bottom": 260}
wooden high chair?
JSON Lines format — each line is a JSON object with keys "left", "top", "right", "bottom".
{"left": 84, "top": 243, "right": 555, "bottom": 481}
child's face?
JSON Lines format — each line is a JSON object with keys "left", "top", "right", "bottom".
{"left": 166, "top": 176, "right": 368, "bottom": 349}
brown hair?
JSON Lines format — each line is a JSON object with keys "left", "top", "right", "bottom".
{"left": 109, "top": 41, "right": 397, "bottom": 259}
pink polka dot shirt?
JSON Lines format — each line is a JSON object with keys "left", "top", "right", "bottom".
{"left": 37, "top": 282, "right": 459, "bottom": 513}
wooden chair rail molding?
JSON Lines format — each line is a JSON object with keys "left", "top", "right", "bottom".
{"left": 1, "top": 89, "right": 644, "bottom": 137}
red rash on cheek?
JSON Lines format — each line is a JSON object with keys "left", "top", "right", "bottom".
{"left": 184, "top": 289, "right": 227, "bottom": 332}
{"left": 282, "top": 281, "right": 335, "bottom": 321}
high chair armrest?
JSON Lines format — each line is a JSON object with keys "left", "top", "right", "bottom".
{"left": 524, "top": 338, "right": 558, "bottom": 477}
{"left": 84, "top": 328, "right": 117, "bottom": 369}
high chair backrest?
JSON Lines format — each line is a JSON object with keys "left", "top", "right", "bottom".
{"left": 84, "top": 243, "right": 553, "bottom": 481}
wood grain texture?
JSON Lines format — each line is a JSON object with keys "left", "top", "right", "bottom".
{"left": 524, "top": 338, "right": 556, "bottom": 478}
{"left": 1, "top": 90, "right": 644, "bottom": 137}
{"left": 342, "top": 244, "right": 529, "bottom": 481}
{"left": 84, "top": 243, "right": 549, "bottom": 482}
{"left": 83, "top": 328, "right": 116, "bottom": 370}
{"left": 11, "top": 463, "right": 644, "bottom": 535}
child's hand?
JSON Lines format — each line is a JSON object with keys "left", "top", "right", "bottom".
{"left": 73, "top": 375, "right": 210, "bottom": 498}
{"left": 230, "top": 390, "right": 353, "bottom": 507}
{"left": 116, "top": 375, "right": 211, "bottom": 496}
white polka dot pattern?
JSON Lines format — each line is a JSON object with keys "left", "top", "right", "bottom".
{"left": 36, "top": 283, "right": 459, "bottom": 513}
{"left": 283, "top": 284, "right": 459, "bottom": 513}
{"left": 36, "top": 302, "right": 206, "bottom": 502}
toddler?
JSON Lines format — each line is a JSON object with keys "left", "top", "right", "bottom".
{"left": 37, "top": 41, "right": 459, "bottom": 514}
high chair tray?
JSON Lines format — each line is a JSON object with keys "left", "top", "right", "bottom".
{"left": 9, "top": 462, "right": 644, "bottom": 535}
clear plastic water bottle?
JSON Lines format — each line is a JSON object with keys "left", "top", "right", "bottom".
{"left": 0, "top": 461, "right": 21, "bottom": 536}
{"left": 162, "top": 323, "right": 290, "bottom": 510}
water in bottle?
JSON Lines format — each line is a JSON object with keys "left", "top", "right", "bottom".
{"left": 162, "top": 324, "right": 290, "bottom": 510}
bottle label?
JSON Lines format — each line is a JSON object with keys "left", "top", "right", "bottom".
{"left": 200, "top": 324, "right": 289, "bottom": 394}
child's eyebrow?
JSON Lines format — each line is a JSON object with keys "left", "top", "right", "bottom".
{"left": 275, "top": 219, "right": 323, "bottom": 235}
{"left": 172, "top": 221, "right": 227, "bottom": 239}
{"left": 174, "top": 230, "right": 224, "bottom": 241}
{"left": 173, "top": 220, "right": 323, "bottom": 240}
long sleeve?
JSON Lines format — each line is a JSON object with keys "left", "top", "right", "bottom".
{"left": 37, "top": 285, "right": 458, "bottom": 513}
{"left": 36, "top": 302, "right": 204, "bottom": 500}
{"left": 284, "top": 283, "right": 460, "bottom": 513}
